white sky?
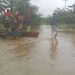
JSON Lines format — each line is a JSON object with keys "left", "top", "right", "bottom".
{"left": 30, "top": 0, "right": 75, "bottom": 16}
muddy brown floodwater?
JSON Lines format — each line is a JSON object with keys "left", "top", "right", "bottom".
{"left": 0, "top": 25, "right": 75, "bottom": 75}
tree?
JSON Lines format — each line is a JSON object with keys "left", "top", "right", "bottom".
{"left": 0, "top": 0, "right": 17, "bottom": 11}
{"left": 0, "top": 0, "right": 41, "bottom": 25}
{"left": 68, "top": 4, "right": 75, "bottom": 13}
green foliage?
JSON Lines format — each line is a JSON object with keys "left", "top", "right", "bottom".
{"left": 0, "top": 0, "right": 41, "bottom": 25}
{"left": 48, "top": 8, "right": 75, "bottom": 24}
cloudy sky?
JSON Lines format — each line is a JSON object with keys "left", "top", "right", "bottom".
{"left": 30, "top": 0, "right": 75, "bottom": 16}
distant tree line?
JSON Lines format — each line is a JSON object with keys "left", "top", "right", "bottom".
{"left": 46, "top": 4, "right": 75, "bottom": 24}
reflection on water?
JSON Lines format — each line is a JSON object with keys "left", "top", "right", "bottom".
{"left": 14, "top": 41, "right": 36, "bottom": 59}
{"left": 0, "top": 25, "right": 75, "bottom": 75}
{"left": 50, "top": 38, "right": 58, "bottom": 60}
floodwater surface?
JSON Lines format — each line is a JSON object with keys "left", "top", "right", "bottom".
{"left": 0, "top": 25, "right": 75, "bottom": 75}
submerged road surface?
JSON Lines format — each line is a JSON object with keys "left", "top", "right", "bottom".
{"left": 0, "top": 25, "right": 75, "bottom": 75}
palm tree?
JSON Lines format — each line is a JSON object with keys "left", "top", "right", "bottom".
{"left": 2, "top": 0, "right": 18, "bottom": 11}
{"left": 68, "top": 4, "right": 75, "bottom": 13}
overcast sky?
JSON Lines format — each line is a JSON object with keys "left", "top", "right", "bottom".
{"left": 30, "top": 0, "right": 75, "bottom": 16}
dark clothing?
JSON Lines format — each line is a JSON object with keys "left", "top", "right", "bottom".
{"left": 50, "top": 15, "right": 59, "bottom": 26}
{"left": 24, "top": 17, "right": 32, "bottom": 25}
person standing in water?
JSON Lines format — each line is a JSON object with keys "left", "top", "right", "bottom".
{"left": 4, "top": 9, "right": 13, "bottom": 33}
{"left": 15, "top": 11, "right": 24, "bottom": 32}
{"left": 50, "top": 12, "right": 59, "bottom": 39}
{"left": 26, "top": 7, "right": 32, "bottom": 32}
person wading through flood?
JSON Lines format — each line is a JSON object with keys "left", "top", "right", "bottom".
{"left": 50, "top": 12, "right": 59, "bottom": 39}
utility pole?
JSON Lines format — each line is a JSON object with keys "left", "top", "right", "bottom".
{"left": 63, "top": 0, "right": 68, "bottom": 10}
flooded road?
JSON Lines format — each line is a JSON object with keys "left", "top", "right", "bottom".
{"left": 0, "top": 25, "right": 75, "bottom": 75}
